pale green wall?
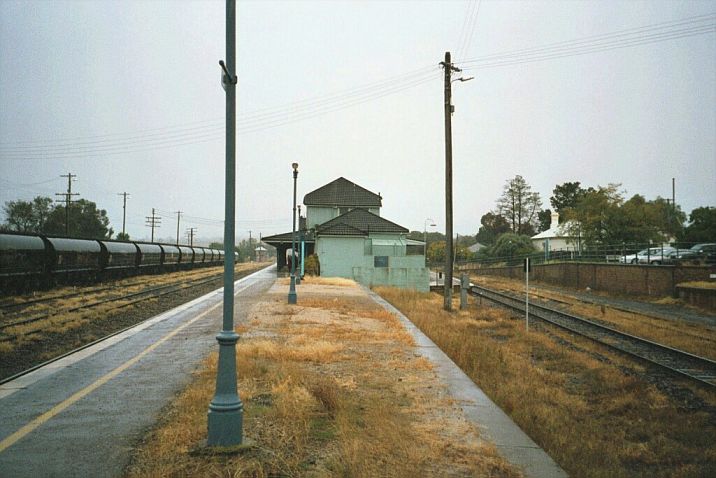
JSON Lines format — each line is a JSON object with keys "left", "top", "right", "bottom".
{"left": 307, "top": 206, "right": 337, "bottom": 229}
{"left": 306, "top": 206, "right": 381, "bottom": 229}
{"left": 315, "top": 233, "right": 429, "bottom": 292}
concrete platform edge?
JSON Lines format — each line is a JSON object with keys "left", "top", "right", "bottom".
{"left": 364, "top": 286, "right": 568, "bottom": 478}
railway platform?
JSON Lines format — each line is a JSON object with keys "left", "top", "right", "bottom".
{"left": 0, "top": 266, "right": 566, "bottom": 477}
{"left": 0, "top": 265, "right": 276, "bottom": 478}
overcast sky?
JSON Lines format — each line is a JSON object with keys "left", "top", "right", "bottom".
{"left": 1, "top": 0, "right": 714, "bottom": 245}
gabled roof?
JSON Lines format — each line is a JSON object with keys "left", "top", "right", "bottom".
{"left": 303, "top": 177, "right": 382, "bottom": 207}
{"left": 316, "top": 208, "right": 408, "bottom": 236}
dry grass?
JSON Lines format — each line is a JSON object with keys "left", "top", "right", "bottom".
{"left": 678, "top": 281, "right": 716, "bottom": 290}
{"left": 470, "top": 275, "right": 716, "bottom": 360}
{"left": 126, "top": 282, "right": 521, "bottom": 478}
{"left": 375, "top": 286, "right": 716, "bottom": 478}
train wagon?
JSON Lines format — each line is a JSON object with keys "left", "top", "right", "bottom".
{"left": 46, "top": 237, "right": 103, "bottom": 282}
{"left": 102, "top": 240, "right": 140, "bottom": 270}
{"left": 0, "top": 233, "right": 49, "bottom": 291}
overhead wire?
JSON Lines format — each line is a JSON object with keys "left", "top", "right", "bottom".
{"left": 456, "top": 12, "right": 715, "bottom": 66}
{"left": 458, "top": 24, "right": 715, "bottom": 72}
{"left": 0, "top": 14, "right": 712, "bottom": 160}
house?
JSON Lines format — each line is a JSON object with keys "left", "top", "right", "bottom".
{"left": 263, "top": 177, "right": 429, "bottom": 291}
{"left": 254, "top": 244, "right": 268, "bottom": 262}
{"left": 530, "top": 211, "right": 580, "bottom": 256}
{"left": 468, "top": 242, "right": 486, "bottom": 254}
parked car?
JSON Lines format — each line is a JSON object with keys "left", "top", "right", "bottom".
{"left": 619, "top": 247, "right": 675, "bottom": 264}
{"left": 636, "top": 246, "right": 676, "bottom": 265}
{"left": 675, "top": 243, "right": 716, "bottom": 265}
{"left": 662, "top": 248, "right": 693, "bottom": 265}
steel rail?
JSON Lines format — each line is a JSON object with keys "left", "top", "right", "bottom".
{"left": 0, "top": 267, "right": 223, "bottom": 313}
{"left": 469, "top": 285, "right": 716, "bottom": 389}
{"left": 0, "top": 274, "right": 225, "bottom": 333}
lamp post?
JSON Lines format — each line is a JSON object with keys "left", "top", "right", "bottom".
{"left": 207, "top": 0, "right": 242, "bottom": 447}
{"left": 424, "top": 217, "right": 435, "bottom": 266}
{"left": 288, "top": 162, "right": 298, "bottom": 304}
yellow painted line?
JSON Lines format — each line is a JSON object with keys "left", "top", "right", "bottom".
{"left": 0, "top": 300, "right": 224, "bottom": 453}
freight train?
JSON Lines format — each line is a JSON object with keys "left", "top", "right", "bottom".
{"left": 0, "top": 232, "right": 234, "bottom": 294}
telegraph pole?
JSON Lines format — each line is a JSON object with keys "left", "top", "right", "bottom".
{"left": 117, "top": 192, "right": 130, "bottom": 238}
{"left": 186, "top": 227, "right": 197, "bottom": 247}
{"left": 441, "top": 52, "right": 458, "bottom": 312}
{"left": 175, "top": 211, "right": 183, "bottom": 245}
{"left": 145, "top": 208, "right": 161, "bottom": 242}
{"left": 439, "top": 51, "right": 472, "bottom": 312}
{"left": 56, "top": 173, "right": 78, "bottom": 236}
{"left": 208, "top": 0, "right": 242, "bottom": 447}
{"left": 248, "top": 230, "right": 252, "bottom": 261}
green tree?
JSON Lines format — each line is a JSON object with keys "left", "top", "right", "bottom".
{"left": 2, "top": 196, "right": 54, "bottom": 233}
{"left": 45, "top": 199, "right": 113, "bottom": 239}
{"left": 489, "top": 233, "right": 535, "bottom": 259}
{"left": 475, "top": 212, "right": 510, "bottom": 245}
{"left": 564, "top": 185, "right": 685, "bottom": 247}
{"left": 496, "top": 175, "right": 542, "bottom": 236}
{"left": 116, "top": 232, "right": 130, "bottom": 241}
{"left": 537, "top": 209, "right": 552, "bottom": 232}
{"left": 550, "top": 181, "right": 590, "bottom": 218}
{"left": 427, "top": 240, "right": 445, "bottom": 264}
{"left": 681, "top": 207, "right": 716, "bottom": 243}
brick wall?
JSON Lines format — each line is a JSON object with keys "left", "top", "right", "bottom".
{"left": 466, "top": 262, "right": 715, "bottom": 297}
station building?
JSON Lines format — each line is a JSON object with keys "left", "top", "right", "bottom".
{"left": 263, "top": 177, "right": 429, "bottom": 291}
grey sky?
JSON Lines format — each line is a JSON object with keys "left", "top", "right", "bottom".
{"left": 1, "top": 0, "right": 714, "bottom": 244}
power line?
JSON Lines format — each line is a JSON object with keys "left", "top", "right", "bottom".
{"left": 0, "top": 71, "right": 438, "bottom": 160}
{"left": 458, "top": 24, "right": 715, "bottom": 72}
{"left": 457, "top": 13, "right": 715, "bottom": 65}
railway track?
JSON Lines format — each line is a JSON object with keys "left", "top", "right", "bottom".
{"left": 0, "top": 273, "right": 226, "bottom": 338}
{"left": 469, "top": 285, "right": 716, "bottom": 389}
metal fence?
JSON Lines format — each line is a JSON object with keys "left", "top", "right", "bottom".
{"left": 447, "top": 241, "right": 714, "bottom": 269}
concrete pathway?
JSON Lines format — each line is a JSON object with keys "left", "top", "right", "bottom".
{"left": 0, "top": 266, "right": 276, "bottom": 478}
{"left": 367, "top": 288, "right": 568, "bottom": 478}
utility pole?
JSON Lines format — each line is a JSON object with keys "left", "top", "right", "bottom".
{"left": 672, "top": 178, "right": 676, "bottom": 212}
{"left": 56, "top": 173, "right": 78, "bottom": 236}
{"left": 208, "top": 0, "right": 242, "bottom": 447}
{"left": 117, "top": 192, "right": 130, "bottom": 238}
{"left": 145, "top": 208, "right": 161, "bottom": 242}
{"left": 248, "top": 230, "right": 252, "bottom": 261}
{"left": 441, "top": 52, "right": 458, "bottom": 312}
{"left": 439, "top": 51, "right": 472, "bottom": 312}
{"left": 186, "top": 227, "right": 197, "bottom": 247}
{"left": 175, "top": 211, "right": 183, "bottom": 245}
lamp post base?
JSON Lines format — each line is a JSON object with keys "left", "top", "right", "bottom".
{"left": 207, "top": 405, "right": 243, "bottom": 446}
{"left": 288, "top": 275, "right": 297, "bottom": 304}
{"left": 207, "top": 330, "right": 243, "bottom": 446}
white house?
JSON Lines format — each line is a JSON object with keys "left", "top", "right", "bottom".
{"left": 531, "top": 212, "right": 579, "bottom": 255}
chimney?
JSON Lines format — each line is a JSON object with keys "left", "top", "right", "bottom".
{"left": 551, "top": 211, "right": 560, "bottom": 226}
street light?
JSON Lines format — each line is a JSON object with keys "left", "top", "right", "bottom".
{"left": 288, "top": 162, "right": 299, "bottom": 304}
{"left": 424, "top": 218, "right": 436, "bottom": 265}
{"left": 207, "top": 0, "right": 242, "bottom": 447}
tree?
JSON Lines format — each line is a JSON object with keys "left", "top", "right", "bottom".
{"left": 550, "top": 182, "right": 590, "bottom": 218}
{"left": 564, "top": 185, "right": 685, "bottom": 247}
{"left": 116, "top": 232, "right": 130, "bottom": 241}
{"left": 427, "top": 240, "right": 445, "bottom": 264}
{"left": 488, "top": 233, "right": 535, "bottom": 260}
{"left": 496, "top": 175, "right": 542, "bottom": 236}
{"left": 475, "top": 212, "right": 510, "bottom": 245}
{"left": 2, "top": 196, "right": 53, "bottom": 233}
{"left": 537, "top": 209, "right": 552, "bottom": 232}
{"left": 681, "top": 207, "right": 716, "bottom": 243}
{"left": 45, "top": 199, "right": 113, "bottom": 239}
